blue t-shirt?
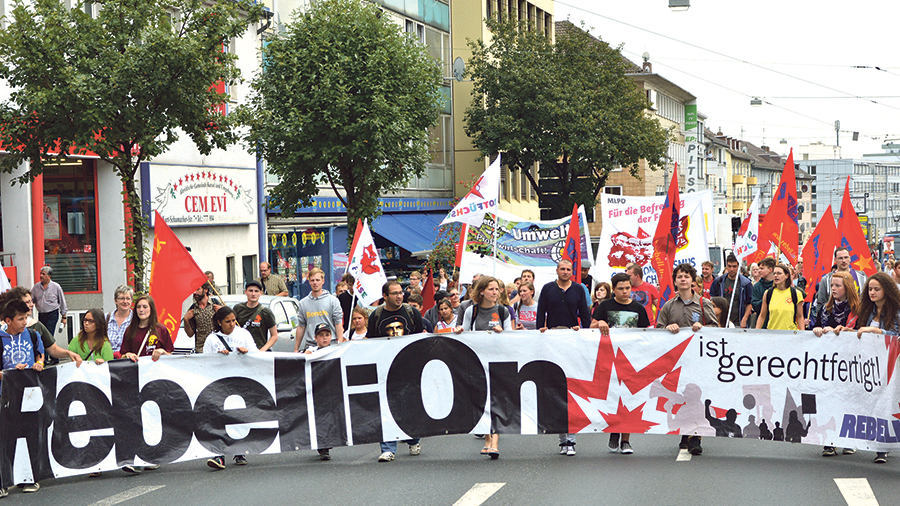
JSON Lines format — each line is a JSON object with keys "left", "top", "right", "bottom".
{"left": 1, "top": 329, "right": 45, "bottom": 370}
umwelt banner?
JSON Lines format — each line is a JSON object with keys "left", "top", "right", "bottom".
{"left": 2, "top": 329, "right": 899, "bottom": 484}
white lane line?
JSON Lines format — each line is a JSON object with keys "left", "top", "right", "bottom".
{"left": 452, "top": 483, "right": 505, "bottom": 506}
{"left": 90, "top": 485, "right": 165, "bottom": 506}
{"left": 676, "top": 449, "right": 691, "bottom": 462}
{"left": 834, "top": 478, "right": 879, "bottom": 506}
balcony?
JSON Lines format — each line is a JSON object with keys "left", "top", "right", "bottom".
{"left": 747, "top": 177, "right": 758, "bottom": 185}
{"left": 732, "top": 201, "right": 747, "bottom": 213}
{"left": 733, "top": 175, "right": 746, "bottom": 185}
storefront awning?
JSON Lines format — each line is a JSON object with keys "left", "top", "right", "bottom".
{"left": 371, "top": 212, "right": 445, "bottom": 256}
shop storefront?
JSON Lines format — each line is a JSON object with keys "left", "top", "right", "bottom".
{"left": 267, "top": 196, "right": 453, "bottom": 295}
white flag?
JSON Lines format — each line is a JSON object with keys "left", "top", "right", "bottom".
{"left": 346, "top": 219, "right": 387, "bottom": 306}
{"left": 440, "top": 154, "right": 501, "bottom": 227}
{"left": 733, "top": 191, "right": 760, "bottom": 262}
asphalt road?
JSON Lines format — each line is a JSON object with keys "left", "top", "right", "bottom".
{"left": 7, "top": 433, "right": 898, "bottom": 505}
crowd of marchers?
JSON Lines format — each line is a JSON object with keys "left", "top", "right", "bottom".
{"left": 0, "top": 249, "right": 898, "bottom": 497}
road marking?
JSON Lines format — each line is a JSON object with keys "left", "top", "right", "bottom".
{"left": 90, "top": 485, "right": 165, "bottom": 506}
{"left": 452, "top": 483, "right": 505, "bottom": 506}
{"left": 834, "top": 478, "right": 879, "bottom": 506}
{"left": 676, "top": 449, "right": 691, "bottom": 462}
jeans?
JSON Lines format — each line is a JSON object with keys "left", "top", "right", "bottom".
{"left": 38, "top": 309, "right": 60, "bottom": 339}
{"left": 380, "top": 439, "right": 420, "bottom": 453}
{"left": 558, "top": 434, "right": 576, "bottom": 445}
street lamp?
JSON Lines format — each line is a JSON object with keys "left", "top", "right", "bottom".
{"left": 669, "top": 0, "right": 689, "bottom": 11}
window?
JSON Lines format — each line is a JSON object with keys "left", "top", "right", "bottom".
{"left": 500, "top": 166, "right": 507, "bottom": 200}
{"left": 42, "top": 160, "right": 100, "bottom": 292}
{"left": 520, "top": 167, "right": 529, "bottom": 199}
{"left": 604, "top": 186, "right": 622, "bottom": 195}
{"left": 809, "top": 165, "right": 816, "bottom": 175}
{"left": 510, "top": 165, "right": 518, "bottom": 199}
{"left": 531, "top": 164, "right": 538, "bottom": 201}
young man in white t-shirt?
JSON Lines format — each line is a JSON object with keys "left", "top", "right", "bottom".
{"left": 205, "top": 307, "right": 258, "bottom": 471}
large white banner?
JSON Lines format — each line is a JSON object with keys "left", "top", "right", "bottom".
{"left": 458, "top": 208, "right": 593, "bottom": 285}
{"left": 3, "top": 328, "right": 899, "bottom": 484}
{"left": 597, "top": 191, "right": 713, "bottom": 285}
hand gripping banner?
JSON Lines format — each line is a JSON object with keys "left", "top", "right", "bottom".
{"left": 2, "top": 328, "right": 900, "bottom": 483}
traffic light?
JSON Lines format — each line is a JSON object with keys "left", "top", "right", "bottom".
{"left": 731, "top": 216, "right": 741, "bottom": 232}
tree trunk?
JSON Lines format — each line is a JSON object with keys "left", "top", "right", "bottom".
{"left": 121, "top": 169, "right": 147, "bottom": 293}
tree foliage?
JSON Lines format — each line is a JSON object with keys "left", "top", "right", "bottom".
{"left": 464, "top": 18, "right": 670, "bottom": 218}
{"left": 0, "top": 0, "right": 262, "bottom": 291}
{"left": 237, "top": 0, "right": 443, "bottom": 241}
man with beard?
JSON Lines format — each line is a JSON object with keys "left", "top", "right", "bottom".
{"left": 183, "top": 282, "right": 221, "bottom": 353}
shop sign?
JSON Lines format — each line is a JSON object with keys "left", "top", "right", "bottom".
{"left": 147, "top": 164, "right": 257, "bottom": 226}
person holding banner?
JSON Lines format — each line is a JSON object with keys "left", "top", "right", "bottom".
{"left": 536, "top": 260, "right": 591, "bottom": 332}
{"left": 811, "top": 248, "right": 867, "bottom": 325}
{"left": 810, "top": 271, "right": 860, "bottom": 458}
{"left": 119, "top": 294, "right": 172, "bottom": 474}
{"left": 656, "top": 263, "right": 718, "bottom": 456}
{"left": 855, "top": 272, "right": 900, "bottom": 464}
{"left": 68, "top": 308, "right": 114, "bottom": 364}
{"left": 755, "top": 264, "right": 804, "bottom": 331}
{"left": 455, "top": 276, "right": 512, "bottom": 459}
{"left": 204, "top": 306, "right": 258, "bottom": 470}
{"left": 591, "top": 272, "right": 651, "bottom": 455}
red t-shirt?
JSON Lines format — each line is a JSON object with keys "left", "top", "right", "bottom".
{"left": 703, "top": 277, "right": 714, "bottom": 299}
{"left": 631, "top": 281, "right": 659, "bottom": 326}
{"left": 119, "top": 324, "right": 174, "bottom": 357}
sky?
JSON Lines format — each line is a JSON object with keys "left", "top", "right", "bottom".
{"left": 554, "top": 0, "right": 900, "bottom": 160}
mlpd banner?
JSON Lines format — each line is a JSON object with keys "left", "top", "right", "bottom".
{"left": 596, "top": 190, "right": 714, "bottom": 285}
{"left": 2, "top": 328, "right": 900, "bottom": 484}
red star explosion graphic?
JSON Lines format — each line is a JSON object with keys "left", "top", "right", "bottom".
{"left": 464, "top": 175, "right": 485, "bottom": 200}
{"left": 600, "top": 400, "right": 658, "bottom": 434}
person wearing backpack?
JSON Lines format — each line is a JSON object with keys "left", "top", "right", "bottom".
{"left": 755, "top": 264, "right": 805, "bottom": 330}
{"left": 0, "top": 299, "right": 45, "bottom": 495}
{"left": 368, "top": 280, "right": 424, "bottom": 463}
{"left": 453, "top": 276, "right": 511, "bottom": 460}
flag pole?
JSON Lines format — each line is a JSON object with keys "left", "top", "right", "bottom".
{"left": 491, "top": 212, "right": 498, "bottom": 278}
{"left": 726, "top": 258, "right": 740, "bottom": 327}
{"left": 775, "top": 223, "right": 784, "bottom": 261}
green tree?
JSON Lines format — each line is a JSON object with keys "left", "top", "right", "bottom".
{"left": 238, "top": 0, "right": 443, "bottom": 241}
{"left": 465, "top": 19, "right": 670, "bottom": 219}
{"left": 0, "top": 0, "right": 263, "bottom": 292}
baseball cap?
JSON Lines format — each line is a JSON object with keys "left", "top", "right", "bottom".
{"left": 245, "top": 280, "right": 264, "bottom": 291}
{"left": 314, "top": 323, "right": 332, "bottom": 336}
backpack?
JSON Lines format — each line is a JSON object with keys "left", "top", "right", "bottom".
{"left": 372, "top": 303, "right": 418, "bottom": 335}
{"left": 0, "top": 328, "right": 41, "bottom": 368}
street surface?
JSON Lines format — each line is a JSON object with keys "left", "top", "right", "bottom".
{"left": 10, "top": 433, "right": 898, "bottom": 505}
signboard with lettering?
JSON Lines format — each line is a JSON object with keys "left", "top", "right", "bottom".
{"left": 143, "top": 163, "right": 257, "bottom": 226}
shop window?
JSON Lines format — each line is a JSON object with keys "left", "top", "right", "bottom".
{"left": 42, "top": 160, "right": 100, "bottom": 292}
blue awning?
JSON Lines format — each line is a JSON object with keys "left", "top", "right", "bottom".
{"left": 370, "top": 212, "right": 446, "bottom": 256}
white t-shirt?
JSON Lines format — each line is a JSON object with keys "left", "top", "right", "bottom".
{"left": 435, "top": 315, "right": 458, "bottom": 333}
{"left": 350, "top": 330, "right": 367, "bottom": 340}
{"left": 202, "top": 327, "right": 258, "bottom": 354}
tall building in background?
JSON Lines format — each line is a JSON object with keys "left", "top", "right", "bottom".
{"left": 451, "top": 0, "right": 554, "bottom": 220}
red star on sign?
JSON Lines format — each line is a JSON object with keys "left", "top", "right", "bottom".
{"left": 600, "top": 400, "right": 659, "bottom": 434}
{"left": 464, "top": 175, "right": 485, "bottom": 200}
{"left": 567, "top": 333, "right": 692, "bottom": 433}
{"left": 893, "top": 402, "right": 900, "bottom": 421}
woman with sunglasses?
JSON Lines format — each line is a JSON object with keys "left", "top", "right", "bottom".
{"left": 68, "top": 308, "right": 114, "bottom": 364}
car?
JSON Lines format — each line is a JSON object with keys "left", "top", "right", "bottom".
{"left": 173, "top": 295, "right": 302, "bottom": 353}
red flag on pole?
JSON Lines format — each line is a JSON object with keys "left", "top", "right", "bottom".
{"left": 561, "top": 204, "right": 582, "bottom": 285}
{"left": 756, "top": 149, "right": 799, "bottom": 263}
{"left": 454, "top": 224, "right": 468, "bottom": 268}
{"left": 839, "top": 176, "right": 877, "bottom": 275}
{"left": 800, "top": 205, "right": 839, "bottom": 302}
{"left": 149, "top": 211, "right": 209, "bottom": 336}
{"left": 652, "top": 167, "right": 681, "bottom": 307}
{"left": 421, "top": 268, "right": 436, "bottom": 312}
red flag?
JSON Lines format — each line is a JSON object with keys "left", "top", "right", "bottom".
{"left": 149, "top": 211, "right": 209, "bottom": 336}
{"left": 561, "top": 204, "right": 581, "bottom": 285}
{"left": 757, "top": 149, "right": 799, "bottom": 263}
{"left": 421, "top": 268, "right": 436, "bottom": 312}
{"left": 800, "top": 205, "right": 838, "bottom": 302}
{"left": 454, "top": 224, "right": 468, "bottom": 268}
{"left": 652, "top": 168, "right": 680, "bottom": 307}
{"left": 839, "top": 176, "right": 877, "bottom": 275}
